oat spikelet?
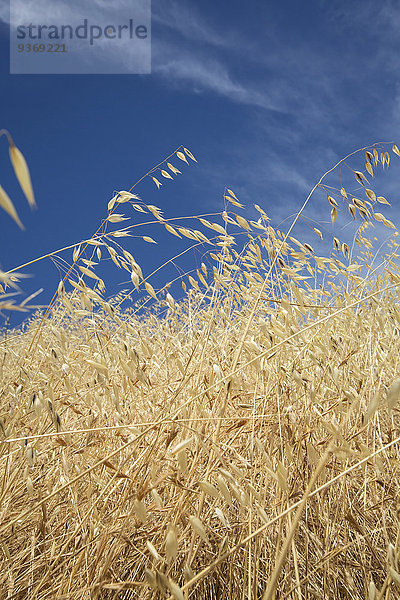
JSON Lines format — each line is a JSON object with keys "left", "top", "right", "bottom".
{"left": 9, "top": 142, "right": 36, "bottom": 208}
{"left": 0, "top": 184, "right": 24, "bottom": 229}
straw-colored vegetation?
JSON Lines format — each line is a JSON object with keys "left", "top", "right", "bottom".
{"left": 2, "top": 138, "right": 400, "bottom": 599}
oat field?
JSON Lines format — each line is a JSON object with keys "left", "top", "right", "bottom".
{"left": 1, "top": 139, "right": 400, "bottom": 599}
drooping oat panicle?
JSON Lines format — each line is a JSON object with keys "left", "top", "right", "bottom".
{"left": 3, "top": 141, "right": 400, "bottom": 600}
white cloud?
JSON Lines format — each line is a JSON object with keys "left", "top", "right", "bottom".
{"left": 153, "top": 0, "right": 229, "bottom": 48}
{"left": 154, "top": 53, "right": 282, "bottom": 112}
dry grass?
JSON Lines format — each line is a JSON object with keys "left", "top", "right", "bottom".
{"left": 1, "top": 143, "right": 400, "bottom": 599}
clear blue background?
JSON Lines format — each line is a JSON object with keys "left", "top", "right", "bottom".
{"left": 0, "top": 0, "right": 399, "bottom": 325}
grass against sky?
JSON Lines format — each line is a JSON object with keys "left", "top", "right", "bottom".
{"left": 0, "top": 0, "right": 399, "bottom": 323}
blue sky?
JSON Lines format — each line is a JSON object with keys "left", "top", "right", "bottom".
{"left": 0, "top": 0, "right": 399, "bottom": 324}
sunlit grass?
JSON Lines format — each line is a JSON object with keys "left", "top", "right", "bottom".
{"left": 1, "top": 142, "right": 400, "bottom": 599}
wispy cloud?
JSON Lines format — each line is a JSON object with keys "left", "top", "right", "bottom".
{"left": 151, "top": 0, "right": 400, "bottom": 233}
{"left": 152, "top": 0, "right": 279, "bottom": 110}
{"left": 153, "top": 0, "right": 227, "bottom": 47}
{"left": 153, "top": 52, "right": 283, "bottom": 112}
{"left": 151, "top": 0, "right": 400, "bottom": 139}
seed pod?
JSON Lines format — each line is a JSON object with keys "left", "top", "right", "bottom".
{"left": 144, "top": 569, "right": 156, "bottom": 588}
{"left": 369, "top": 581, "right": 376, "bottom": 600}
{"left": 134, "top": 499, "right": 147, "bottom": 524}
{"left": 26, "top": 445, "right": 35, "bottom": 467}
{"left": 146, "top": 540, "right": 163, "bottom": 562}
{"left": 26, "top": 477, "right": 34, "bottom": 496}
{"left": 216, "top": 475, "right": 232, "bottom": 505}
{"left": 199, "top": 480, "right": 219, "bottom": 498}
{"left": 189, "top": 516, "right": 211, "bottom": 547}
{"left": 167, "top": 579, "right": 184, "bottom": 600}
{"left": 215, "top": 507, "right": 230, "bottom": 528}
{"left": 171, "top": 438, "right": 193, "bottom": 455}
{"left": 165, "top": 525, "right": 178, "bottom": 563}
{"left": 151, "top": 488, "right": 163, "bottom": 510}
{"left": 9, "top": 142, "right": 35, "bottom": 207}
{"left": 177, "top": 449, "right": 188, "bottom": 473}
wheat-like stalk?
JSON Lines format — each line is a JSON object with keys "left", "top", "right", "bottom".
{"left": 1, "top": 142, "right": 400, "bottom": 599}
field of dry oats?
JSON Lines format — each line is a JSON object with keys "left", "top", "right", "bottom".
{"left": 1, "top": 138, "right": 400, "bottom": 599}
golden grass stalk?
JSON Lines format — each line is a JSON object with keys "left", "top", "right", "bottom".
{"left": 1, "top": 141, "right": 400, "bottom": 599}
